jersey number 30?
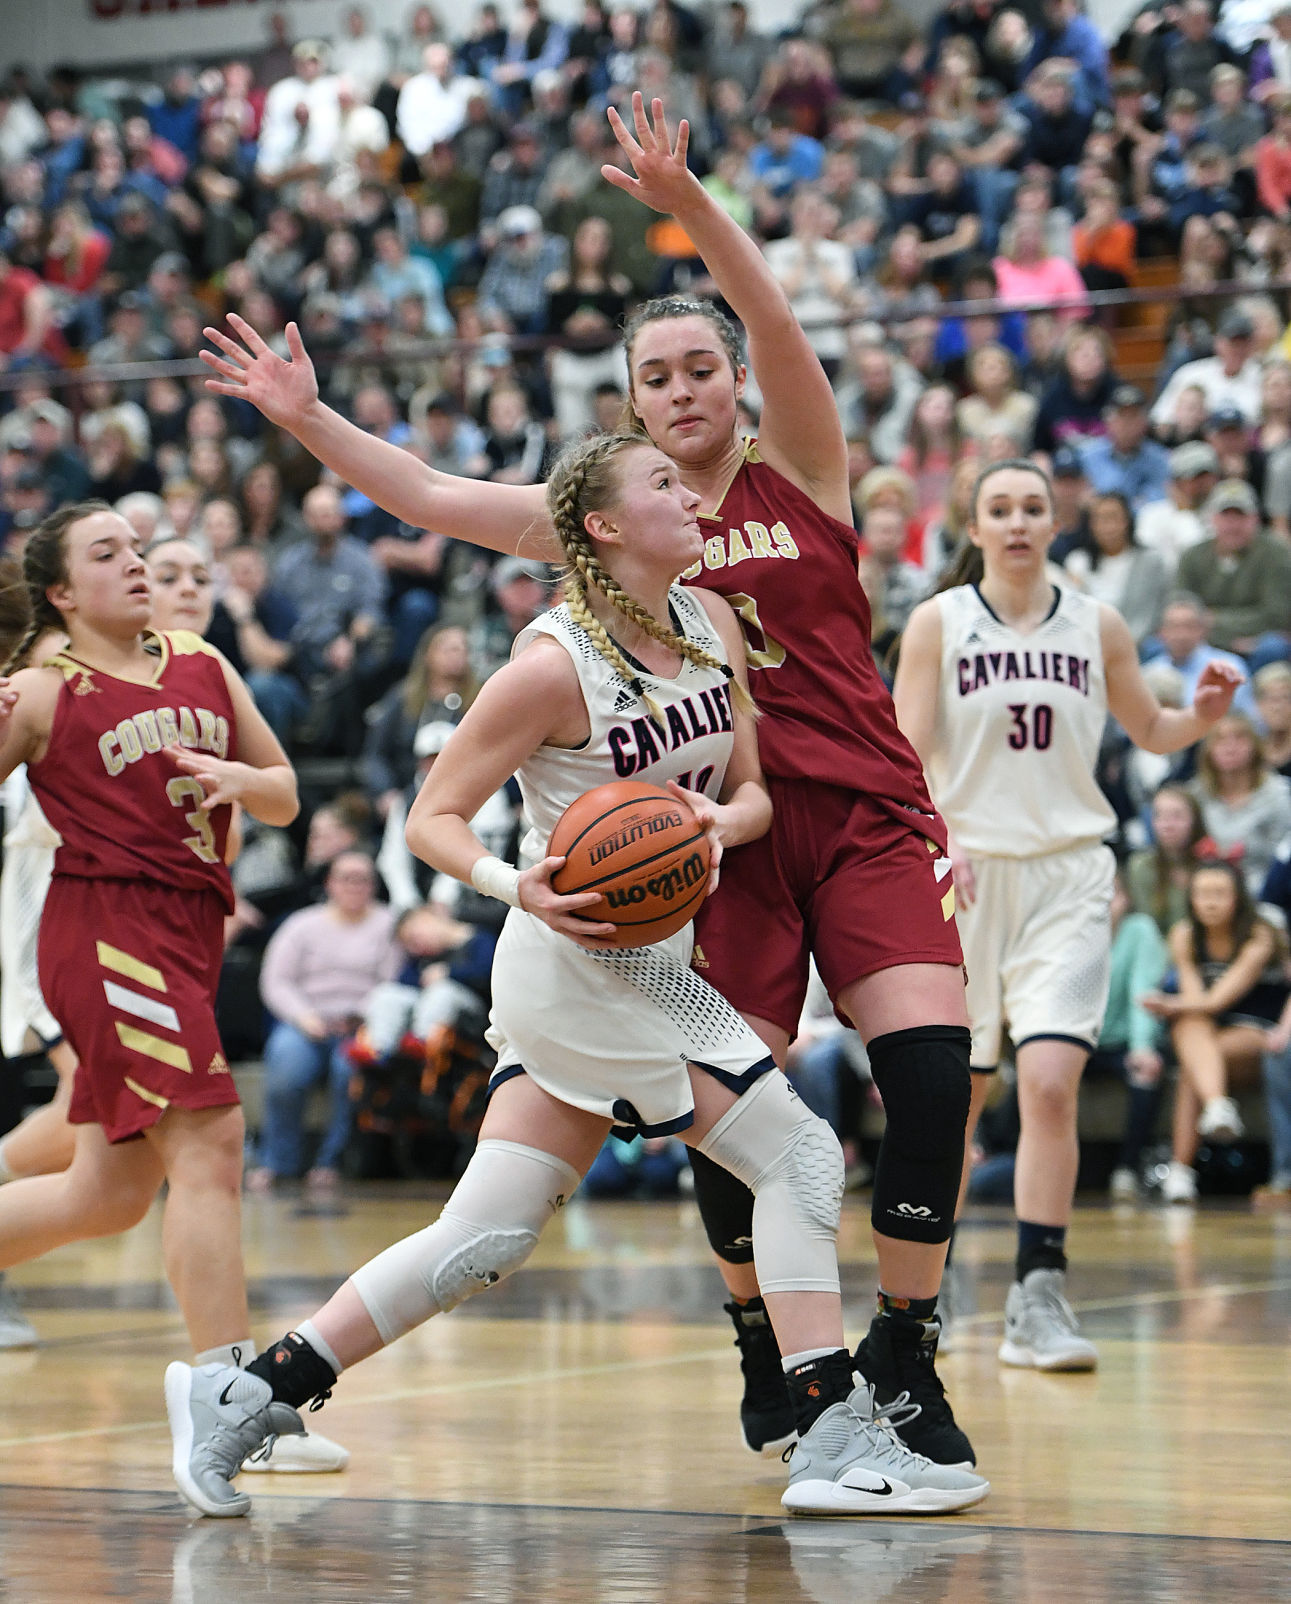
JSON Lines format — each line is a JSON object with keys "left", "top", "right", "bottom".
{"left": 1007, "top": 703, "right": 1053, "bottom": 751}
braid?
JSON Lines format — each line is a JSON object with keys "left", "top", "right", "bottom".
{"left": 546, "top": 434, "right": 757, "bottom": 724}
{"left": 3, "top": 499, "right": 110, "bottom": 673}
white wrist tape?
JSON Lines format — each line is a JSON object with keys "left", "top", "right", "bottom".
{"left": 470, "top": 855, "right": 522, "bottom": 908}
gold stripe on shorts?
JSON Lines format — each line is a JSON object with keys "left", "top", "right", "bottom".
{"left": 123, "top": 1076, "right": 171, "bottom": 1111}
{"left": 97, "top": 941, "right": 167, "bottom": 993}
{"left": 115, "top": 1022, "right": 192, "bottom": 1073}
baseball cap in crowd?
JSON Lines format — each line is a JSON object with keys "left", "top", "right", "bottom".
{"left": 1217, "top": 308, "right": 1255, "bottom": 340}
{"left": 1205, "top": 479, "right": 1258, "bottom": 515}
{"left": 413, "top": 720, "right": 459, "bottom": 760}
{"left": 1106, "top": 383, "right": 1147, "bottom": 412}
{"left": 1169, "top": 440, "right": 1220, "bottom": 478}
{"left": 1051, "top": 446, "right": 1086, "bottom": 479}
{"left": 492, "top": 555, "right": 550, "bottom": 591}
{"left": 498, "top": 204, "right": 542, "bottom": 238}
{"left": 1205, "top": 405, "right": 1247, "bottom": 432}
{"left": 293, "top": 40, "right": 329, "bottom": 64}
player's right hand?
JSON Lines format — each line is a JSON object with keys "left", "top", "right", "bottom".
{"left": 519, "top": 855, "right": 619, "bottom": 947}
{"left": 201, "top": 314, "right": 318, "bottom": 430}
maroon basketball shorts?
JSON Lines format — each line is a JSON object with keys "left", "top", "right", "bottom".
{"left": 691, "top": 777, "right": 963, "bottom": 1038}
{"left": 39, "top": 876, "right": 240, "bottom": 1143}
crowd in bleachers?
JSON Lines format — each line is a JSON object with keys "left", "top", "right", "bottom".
{"left": 3, "top": 0, "right": 1291, "bottom": 1199}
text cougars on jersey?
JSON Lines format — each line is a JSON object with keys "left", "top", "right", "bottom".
{"left": 681, "top": 518, "right": 800, "bottom": 578}
{"left": 98, "top": 705, "right": 230, "bottom": 777}
{"left": 957, "top": 649, "right": 1092, "bottom": 698}
{"left": 589, "top": 808, "right": 687, "bottom": 867}
{"left": 608, "top": 683, "right": 733, "bottom": 779}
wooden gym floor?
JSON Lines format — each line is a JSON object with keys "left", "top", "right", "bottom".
{"left": 0, "top": 1187, "right": 1288, "bottom": 1602}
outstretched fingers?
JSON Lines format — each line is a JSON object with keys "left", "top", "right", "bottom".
{"left": 226, "top": 311, "right": 274, "bottom": 357}
{"left": 202, "top": 326, "right": 251, "bottom": 367}
{"left": 199, "top": 349, "right": 246, "bottom": 384}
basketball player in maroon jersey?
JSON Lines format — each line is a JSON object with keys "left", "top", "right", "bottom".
{"left": 0, "top": 502, "right": 336, "bottom": 1508}
{"left": 200, "top": 95, "right": 975, "bottom": 1468}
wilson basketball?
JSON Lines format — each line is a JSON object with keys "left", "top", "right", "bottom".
{"left": 549, "top": 779, "right": 711, "bottom": 947}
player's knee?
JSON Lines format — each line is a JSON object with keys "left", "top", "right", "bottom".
{"left": 869, "top": 1025, "right": 972, "bottom": 1162}
{"left": 428, "top": 1212, "right": 539, "bottom": 1311}
{"left": 1020, "top": 1070, "right": 1079, "bottom": 1131}
{"left": 91, "top": 1174, "right": 160, "bottom": 1235}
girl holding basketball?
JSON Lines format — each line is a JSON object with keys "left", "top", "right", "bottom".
{"left": 894, "top": 460, "right": 1240, "bottom": 1370}
{"left": 0, "top": 501, "right": 346, "bottom": 1502}
{"left": 164, "top": 432, "right": 990, "bottom": 1522}
{"left": 203, "top": 93, "right": 974, "bottom": 1467}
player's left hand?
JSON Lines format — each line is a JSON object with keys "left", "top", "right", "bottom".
{"left": 666, "top": 780, "right": 724, "bottom": 897}
{"left": 1193, "top": 659, "right": 1244, "bottom": 723}
{"left": 165, "top": 744, "right": 250, "bottom": 811}
{"left": 602, "top": 93, "right": 699, "bottom": 216}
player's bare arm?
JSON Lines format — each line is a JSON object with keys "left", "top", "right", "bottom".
{"left": 1101, "top": 604, "right": 1242, "bottom": 753}
{"left": 201, "top": 314, "right": 560, "bottom": 562}
{"left": 685, "top": 589, "right": 772, "bottom": 864}
{"left": 604, "top": 93, "right": 851, "bottom": 523}
{"left": 0, "top": 668, "right": 64, "bottom": 781}
{"left": 164, "top": 653, "right": 299, "bottom": 826}
{"left": 405, "top": 637, "right": 615, "bottom": 940}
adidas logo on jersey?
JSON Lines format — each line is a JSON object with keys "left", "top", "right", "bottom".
{"left": 613, "top": 689, "right": 638, "bottom": 713}
{"left": 207, "top": 1052, "right": 230, "bottom": 1076}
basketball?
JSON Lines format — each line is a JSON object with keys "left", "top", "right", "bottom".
{"left": 549, "top": 779, "right": 712, "bottom": 947}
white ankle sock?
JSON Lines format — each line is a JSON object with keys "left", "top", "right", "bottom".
{"left": 781, "top": 1346, "right": 841, "bottom": 1373}
{"left": 298, "top": 1318, "right": 344, "bottom": 1376}
{"left": 194, "top": 1339, "right": 256, "bottom": 1369}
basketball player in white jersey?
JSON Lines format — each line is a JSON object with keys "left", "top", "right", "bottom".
{"left": 163, "top": 433, "right": 989, "bottom": 1520}
{"left": 894, "top": 460, "right": 1241, "bottom": 1370}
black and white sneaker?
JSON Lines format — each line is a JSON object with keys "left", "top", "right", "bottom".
{"left": 853, "top": 1311, "right": 976, "bottom": 1467}
{"left": 724, "top": 1298, "right": 798, "bottom": 1457}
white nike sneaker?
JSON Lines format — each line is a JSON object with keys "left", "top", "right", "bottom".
{"left": 998, "top": 1269, "right": 1098, "bottom": 1372}
{"left": 165, "top": 1362, "right": 305, "bottom": 1517}
{"left": 1161, "top": 1161, "right": 1198, "bottom": 1205}
{"left": 781, "top": 1384, "right": 989, "bottom": 1516}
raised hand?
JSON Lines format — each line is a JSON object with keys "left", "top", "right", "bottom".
{"left": 601, "top": 92, "right": 699, "bottom": 216}
{"left": 200, "top": 313, "right": 318, "bottom": 431}
{"left": 1192, "top": 659, "right": 1243, "bottom": 725}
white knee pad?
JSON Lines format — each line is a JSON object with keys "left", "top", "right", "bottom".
{"left": 695, "top": 1071, "right": 844, "bottom": 1296}
{"left": 350, "top": 1139, "right": 580, "bottom": 1344}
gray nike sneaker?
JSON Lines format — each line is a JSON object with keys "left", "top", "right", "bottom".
{"left": 998, "top": 1268, "right": 1098, "bottom": 1372}
{"left": 781, "top": 1384, "right": 990, "bottom": 1516}
{"left": 164, "top": 1361, "right": 305, "bottom": 1517}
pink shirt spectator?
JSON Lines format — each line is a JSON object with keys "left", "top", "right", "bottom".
{"left": 992, "top": 254, "right": 1090, "bottom": 322}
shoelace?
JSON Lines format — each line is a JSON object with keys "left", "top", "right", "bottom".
{"left": 246, "top": 1432, "right": 280, "bottom": 1466}
{"left": 1035, "top": 1282, "right": 1081, "bottom": 1333}
{"left": 782, "top": 1387, "right": 928, "bottom": 1468}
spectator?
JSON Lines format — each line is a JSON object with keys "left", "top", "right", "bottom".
{"left": 476, "top": 204, "right": 568, "bottom": 336}
{"left": 992, "top": 212, "right": 1090, "bottom": 322}
{"left": 835, "top": 332, "right": 924, "bottom": 464}
{"left": 1074, "top": 177, "right": 1137, "bottom": 293}
{"left": 480, "top": 382, "right": 554, "bottom": 484}
{"left": 332, "top": 6, "right": 394, "bottom": 103}
{"left": 1145, "top": 590, "right": 1259, "bottom": 720}
{"left": 362, "top": 623, "right": 481, "bottom": 815}
{"left": 1203, "top": 64, "right": 1264, "bottom": 163}
{"left": 488, "top": 0, "right": 569, "bottom": 118}
{"left": 1019, "top": 60, "right": 1092, "bottom": 180}
{"left": 367, "top": 226, "right": 454, "bottom": 337}
{"left": 1024, "top": 0, "right": 1109, "bottom": 111}
{"left": 397, "top": 42, "right": 480, "bottom": 159}
{"left": 12, "top": 400, "right": 90, "bottom": 505}
{"left": 1146, "top": 860, "right": 1289, "bottom": 1204}
{"left": 544, "top": 215, "right": 631, "bottom": 440}
{"left": 1152, "top": 308, "right": 1265, "bottom": 429}
{"left": 1254, "top": 661, "right": 1291, "bottom": 777}
{"left": 1080, "top": 384, "right": 1172, "bottom": 508}
{"left": 479, "top": 122, "right": 549, "bottom": 237}
{"left": 1062, "top": 489, "right": 1170, "bottom": 644}
{"left": 469, "top": 554, "right": 551, "bottom": 678}
{"left": 257, "top": 40, "right": 342, "bottom": 183}
{"left": 252, "top": 851, "right": 401, "bottom": 1193}
{"left": 949, "top": 80, "right": 1028, "bottom": 252}
{"left": 239, "top": 460, "right": 306, "bottom": 550}
{"left": 1126, "top": 783, "right": 1212, "bottom": 936}
{"left": 746, "top": 107, "right": 824, "bottom": 199}
{"left": 213, "top": 543, "right": 304, "bottom": 743}
{"left": 761, "top": 191, "right": 858, "bottom": 373}
{"left": 1191, "top": 713, "right": 1291, "bottom": 893}
{"left": 1090, "top": 871, "right": 1169, "bottom": 1201}
{"left": 0, "top": 247, "right": 58, "bottom": 368}
{"left": 1163, "top": 0, "right": 1237, "bottom": 104}
{"left": 895, "top": 384, "right": 965, "bottom": 525}
{"left": 956, "top": 342, "right": 1037, "bottom": 453}
{"left": 1176, "top": 480, "right": 1291, "bottom": 663}
{"left": 858, "top": 502, "right": 929, "bottom": 656}
{"left": 821, "top": 0, "right": 921, "bottom": 103}
{"left": 273, "top": 482, "right": 387, "bottom": 681}
{"left": 1136, "top": 440, "right": 1221, "bottom": 575}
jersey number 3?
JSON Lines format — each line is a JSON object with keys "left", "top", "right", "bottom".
{"left": 1007, "top": 703, "right": 1054, "bottom": 751}
{"left": 166, "top": 776, "right": 219, "bottom": 864}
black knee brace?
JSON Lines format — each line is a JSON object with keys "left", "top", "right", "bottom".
{"left": 868, "top": 1025, "right": 971, "bottom": 1245}
{"left": 689, "top": 1147, "right": 756, "bottom": 1263}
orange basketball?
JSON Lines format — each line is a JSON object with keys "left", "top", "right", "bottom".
{"left": 549, "top": 779, "right": 712, "bottom": 947}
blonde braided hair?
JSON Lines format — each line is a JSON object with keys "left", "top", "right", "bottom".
{"left": 545, "top": 434, "right": 756, "bottom": 729}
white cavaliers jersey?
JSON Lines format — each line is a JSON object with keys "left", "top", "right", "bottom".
{"left": 0, "top": 766, "right": 62, "bottom": 1055}
{"left": 514, "top": 586, "right": 735, "bottom": 866}
{"left": 929, "top": 584, "right": 1116, "bottom": 858}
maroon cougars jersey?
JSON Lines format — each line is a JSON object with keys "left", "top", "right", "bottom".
{"left": 681, "top": 441, "right": 941, "bottom": 834}
{"left": 29, "top": 631, "right": 236, "bottom": 910}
